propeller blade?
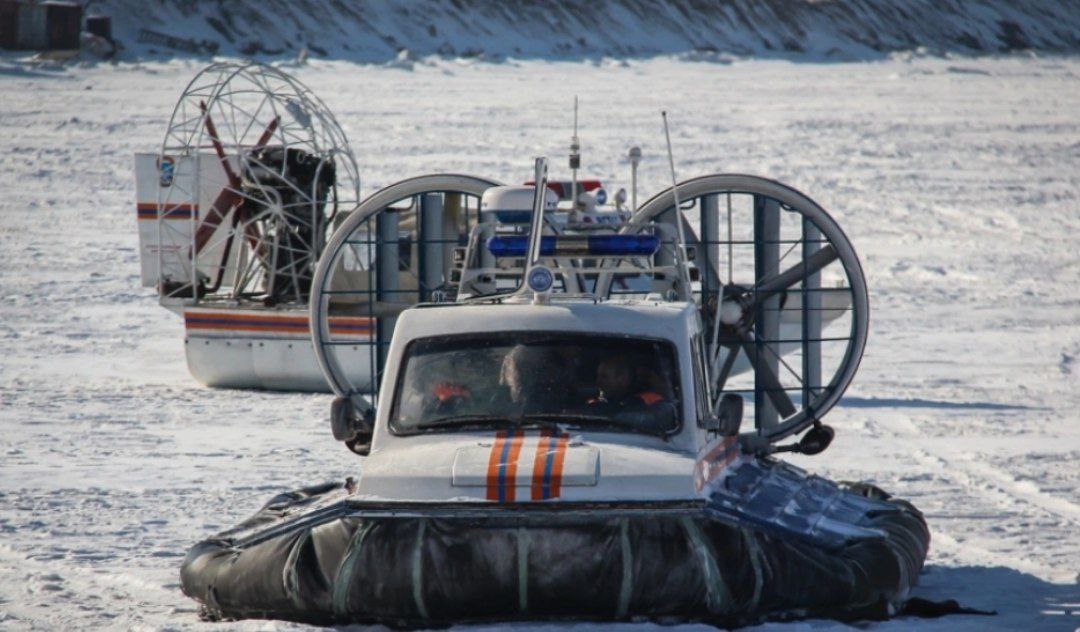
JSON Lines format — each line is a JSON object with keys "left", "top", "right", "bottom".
{"left": 254, "top": 115, "right": 280, "bottom": 149}
{"left": 711, "top": 343, "right": 739, "bottom": 394}
{"left": 751, "top": 244, "right": 837, "bottom": 306}
{"left": 192, "top": 110, "right": 281, "bottom": 256}
{"left": 738, "top": 330, "right": 797, "bottom": 419}
{"left": 192, "top": 188, "right": 243, "bottom": 254}
{"left": 200, "top": 101, "right": 241, "bottom": 188}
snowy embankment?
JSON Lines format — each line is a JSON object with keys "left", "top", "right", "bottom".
{"left": 88, "top": 0, "right": 1080, "bottom": 62}
{"left": 1, "top": 54, "right": 1079, "bottom": 629}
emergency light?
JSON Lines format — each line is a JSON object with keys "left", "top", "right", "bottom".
{"left": 486, "top": 234, "right": 661, "bottom": 258}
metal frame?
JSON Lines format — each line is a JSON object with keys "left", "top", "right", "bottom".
{"left": 630, "top": 174, "right": 869, "bottom": 444}
{"left": 310, "top": 175, "right": 501, "bottom": 408}
{"left": 312, "top": 170, "right": 865, "bottom": 447}
{"left": 156, "top": 61, "right": 360, "bottom": 306}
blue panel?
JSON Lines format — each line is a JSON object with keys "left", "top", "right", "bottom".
{"left": 486, "top": 235, "right": 660, "bottom": 258}
{"left": 703, "top": 457, "right": 891, "bottom": 551}
{"left": 585, "top": 235, "right": 660, "bottom": 256}
{"left": 486, "top": 235, "right": 552, "bottom": 257}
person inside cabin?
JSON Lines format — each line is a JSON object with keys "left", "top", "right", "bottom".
{"left": 426, "top": 349, "right": 497, "bottom": 415}
{"left": 424, "top": 343, "right": 572, "bottom": 418}
{"left": 588, "top": 354, "right": 677, "bottom": 433}
{"left": 498, "top": 344, "right": 571, "bottom": 415}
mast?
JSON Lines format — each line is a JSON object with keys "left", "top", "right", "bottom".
{"left": 569, "top": 96, "right": 580, "bottom": 213}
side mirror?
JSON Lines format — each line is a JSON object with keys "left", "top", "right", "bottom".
{"left": 331, "top": 396, "right": 375, "bottom": 455}
{"left": 772, "top": 423, "right": 835, "bottom": 456}
{"left": 704, "top": 394, "right": 744, "bottom": 435}
{"left": 796, "top": 423, "right": 834, "bottom": 455}
{"left": 717, "top": 394, "right": 744, "bottom": 435}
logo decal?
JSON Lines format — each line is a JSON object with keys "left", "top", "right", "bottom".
{"left": 526, "top": 265, "right": 554, "bottom": 293}
{"left": 693, "top": 435, "right": 740, "bottom": 493}
{"left": 157, "top": 155, "right": 176, "bottom": 188}
{"left": 484, "top": 430, "right": 571, "bottom": 502}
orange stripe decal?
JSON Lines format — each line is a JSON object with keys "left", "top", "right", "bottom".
{"left": 485, "top": 431, "right": 507, "bottom": 501}
{"left": 137, "top": 202, "right": 198, "bottom": 211}
{"left": 502, "top": 431, "right": 525, "bottom": 502}
{"left": 549, "top": 433, "right": 570, "bottom": 498}
{"left": 137, "top": 203, "right": 199, "bottom": 220}
{"left": 530, "top": 430, "right": 554, "bottom": 501}
{"left": 184, "top": 312, "right": 374, "bottom": 337}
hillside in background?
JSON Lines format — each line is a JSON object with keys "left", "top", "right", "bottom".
{"left": 87, "top": 0, "right": 1080, "bottom": 62}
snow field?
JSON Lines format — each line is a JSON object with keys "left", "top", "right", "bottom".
{"left": 0, "top": 54, "right": 1078, "bottom": 629}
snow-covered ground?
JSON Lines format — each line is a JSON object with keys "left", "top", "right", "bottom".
{"left": 1, "top": 53, "right": 1078, "bottom": 630}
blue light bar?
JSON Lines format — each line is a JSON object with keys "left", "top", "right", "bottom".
{"left": 486, "top": 234, "right": 660, "bottom": 258}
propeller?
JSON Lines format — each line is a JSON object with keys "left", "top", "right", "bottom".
{"left": 752, "top": 244, "right": 837, "bottom": 307}
{"left": 178, "top": 103, "right": 282, "bottom": 295}
{"left": 708, "top": 243, "right": 838, "bottom": 421}
{"left": 631, "top": 174, "right": 868, "bottom": 447}
{"left": 737, "top": 329, "right": 797, "bottom": 418}
{"left": 193, "top": 101, "right": 280, "bottom": 257}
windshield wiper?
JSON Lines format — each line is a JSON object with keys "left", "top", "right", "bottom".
{"left": 519, "top": 413, "right": 609, "bottom": 425}
{"left": 413, "top": 415, "right": 561, "bottom": 432}
{"left": 520, "top": 413, "right": 631, "bottom": 434}
{"left": 520, "top": 413, "right": 667, "bottom": 436}
{"left": 411, "top": 412, "right": 664, "bottom": 435}
{"left": 413, "top": 415, "right": 514, "bottom": 430}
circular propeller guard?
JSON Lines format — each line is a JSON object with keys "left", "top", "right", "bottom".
{"left": 632, "top": 174, "right": 868, "bottom": 444}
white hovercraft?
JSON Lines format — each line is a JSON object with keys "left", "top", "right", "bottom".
{"left": 177, "top": 82, "right": 934, "bottom": 624}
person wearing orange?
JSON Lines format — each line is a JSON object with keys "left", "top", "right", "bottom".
{"left": 588, "top": 355, "right": 677, "bottom": 432}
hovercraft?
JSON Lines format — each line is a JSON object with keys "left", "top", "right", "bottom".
{"left": 134, "top": 64, "right": 846, "bottom": 394}
{"left": 178, "top": 117, "right": 933, "bottom": 626}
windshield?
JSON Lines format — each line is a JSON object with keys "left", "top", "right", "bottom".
{"left": 390, "top": 332, "right": 681, "bottom": 436}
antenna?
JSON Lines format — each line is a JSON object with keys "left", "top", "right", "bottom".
{"left": 661, "top": 111, "right": 693, "bottom": 297}
{"left": 570, "top": 97, "right": 580, "bottom": 212}
{"left": 526, "top": 157, "right": 549, "bottom": 267}
{"left": 628, "top": 146, "right": 641, "bottom": 211}
{"left": 523, "top": 157, "right": 554, "bottom": 302}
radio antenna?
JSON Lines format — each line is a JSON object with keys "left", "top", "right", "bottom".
{"left": 661, "top": 111, "right": 692, "bottom": 297}
{"left": 570, "top": 96, "right": 580, "bottom": 212}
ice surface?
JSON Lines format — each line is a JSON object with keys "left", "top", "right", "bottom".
{"left": 1, "top": 54, "right": 1078, "bottom": 629}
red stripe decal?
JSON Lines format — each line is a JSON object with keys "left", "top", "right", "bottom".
{"left": 183, "top": 312, "right": 374, "bottom": 336}
{"left": 186, "top": 313, "right": 308, "bottom": 325}
{"left": 549, "top": 433, "right": 570, "bottom": 498}
{"left": 530, "top": 430, "right": 554, "bottom": 501}
{"left": 502, "top": 431, "right": 525, "bottom": 502}
{"left": 137, "top": 202, "right": 199, "bottom": 211}
{"left": 486, "top": 431, "right": 507, "bottom": 501}
{"left": 136, "top": 203, "right": 199, "bottom": 220}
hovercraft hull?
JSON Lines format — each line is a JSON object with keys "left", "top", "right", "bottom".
{"left": 181, "top": 478, "right": 929, "bottom": 627}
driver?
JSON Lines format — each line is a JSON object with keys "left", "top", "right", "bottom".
{"left": 588, "top": 355, "right": 676, "bottom": 431}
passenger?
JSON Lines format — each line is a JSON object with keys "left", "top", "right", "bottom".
{"left": 589, "top": 355, "right": 676, "bottom": 432}
{"left": 423, "top": 349, "right": 507, "bottom": 415}
{"left": 499, "top": 344, "right": 570, "bottom": 414}
{"left": 429, "top": 381, "right": 471, "bottom": 414}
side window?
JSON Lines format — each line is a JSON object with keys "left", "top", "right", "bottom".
{"left": 690, "top": 334, "right": 710, "bottom": 427}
